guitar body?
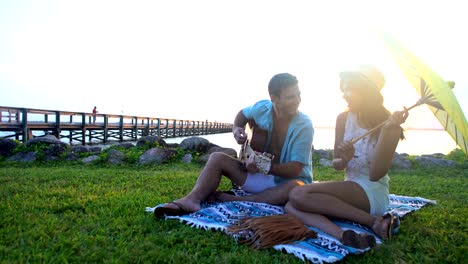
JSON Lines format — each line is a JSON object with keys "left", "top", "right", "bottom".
{"left": 239, "top": 120, "right": 274, "bottom": 175}
{"left": 244, "top": 119, "right": 267, "bottom": 153}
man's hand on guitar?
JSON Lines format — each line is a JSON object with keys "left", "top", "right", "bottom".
{"left": 233, "top": 126, "right": 247, "bottom": 144}
{"left": 243, "top": 148, "right": 273, "bottom": 175}
{"left": 237, "top": 121, "right": 273, "bottom": 174}
{"left": 245, "top": 154, "right": 260, "bottom": 173}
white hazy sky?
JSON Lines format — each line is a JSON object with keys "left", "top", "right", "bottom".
{"left": 1, "top": 0, "right": 467, "bottom": 129}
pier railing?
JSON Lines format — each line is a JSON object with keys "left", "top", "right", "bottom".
{"left": 0, "top": 106, "right": 233, "bottom": 145}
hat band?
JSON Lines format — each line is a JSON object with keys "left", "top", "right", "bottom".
{"left": 357, "top": 73, "right": 380, "bottom": 91}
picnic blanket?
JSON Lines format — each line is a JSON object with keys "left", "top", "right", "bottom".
{"left": 146, "top": 191, "right": 436, "bottom": 263}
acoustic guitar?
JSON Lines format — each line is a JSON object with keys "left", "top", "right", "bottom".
{"left": 239, "top": 120, "right": 274, "bottom": 174}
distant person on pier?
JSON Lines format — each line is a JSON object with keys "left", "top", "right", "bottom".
{"left": 154, "top": 73, "right": 314, "bottom": 218}
{"left": 92, "top": 106, "right": 97, "bottom": 123}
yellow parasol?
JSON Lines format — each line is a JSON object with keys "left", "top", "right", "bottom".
{"left": 378, "top": 31, "right": 468, "bottom": 156}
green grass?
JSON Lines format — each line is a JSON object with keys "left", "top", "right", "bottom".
{"left": 0, "top": 163, "right": 466, "bottom": 263}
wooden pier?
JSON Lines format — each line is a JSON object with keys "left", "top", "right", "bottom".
{"left": 0, "top": 106, "right": 233, "bottom": 145}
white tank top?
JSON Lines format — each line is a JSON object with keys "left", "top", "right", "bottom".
{"left": 343, "top": 112, "right": 389, "bottom": 187}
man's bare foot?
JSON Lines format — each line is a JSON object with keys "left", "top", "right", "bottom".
{"left": 215, "top": 191, "right": 241, "bottom": 202}
{"left": 204, "top": 191, "right": 238, "bottom": 203}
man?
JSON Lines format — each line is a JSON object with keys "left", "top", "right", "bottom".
{"left": 154, "top": 73, "right": 314, "bottom": 217}
{"left": 92, "top": 106, "right": 97, "bottom": 123}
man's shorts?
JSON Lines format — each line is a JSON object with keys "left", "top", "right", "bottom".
{"left": 241, "top": 172, "right": 277, "bottom": 194}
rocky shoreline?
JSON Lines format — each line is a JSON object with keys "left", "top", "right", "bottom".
{"left": 0, "top": 135, "right": 461, "bottom": 169}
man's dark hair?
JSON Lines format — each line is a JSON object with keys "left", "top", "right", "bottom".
{"left": 268, "top": 73, "right": 298, "bottom": 97}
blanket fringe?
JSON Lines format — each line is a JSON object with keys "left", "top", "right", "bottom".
{"left": 275, "top": 244, "right": 339, "bottom": 264}
{"left": 176, "top": 218, "right": 227, "bottom": 231}
{"left": 226, "top": 214, "right": 317, "bottom": 249}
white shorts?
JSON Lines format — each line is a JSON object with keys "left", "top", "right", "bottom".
{"left": 349, "top": 177, "right": 389, "bottom": 216}
{"left": 241, "top": 172, "right": 277, "bottom": 194}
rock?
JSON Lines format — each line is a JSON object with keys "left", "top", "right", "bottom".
{"left": 88, "top": 146, "right": 102, "bottom": 154}
{"left": 82, "top": 155, "right": 100, "bottom": 164}
{"left": 44, "top": 156, "right": 59, "bottom": 162}
{"left": 7, "top": 152, "right": 36, "bottom": 162}
{"left": 416, "top": 155, "right": 457, "bottom": 167}
{"left": 0, "top": 139, "right": 18, "bottom": 157}
{"left": 71, "top": 145, "right": 91, "bottom": 153}
{"left": 64, "top": 153, "right": 80, "bottom": 161}
{"left": 24, "top": 135, "right": 69, "bottom": 158}
{"left": 181, "top": 153, "right": 193, "bottom": 163}
{"left": 179, "top": 137, "right": 210, "bottom": 152}
{"left": 198, "top": 154, "right": 209, "bottom": 164}
{"left": 314, "top": 149, "right": 333, "bottom": 160}
{"left": 426, "top": 153, "right": 446, "bottom": 158}
{"left": 166, "top": 143, "right": 179, "bottom": 148}
{"left": 138, "top": 148, "right": 176, "bottom": 165}
{"left": 207, "top": 146, "right": 238, "bottom": 157}
{"left": 391, "top": 154, "right": 413, "bottom": 170}
{"left": 115, "top": 142, "right": 135, "bottom": 149}
{"left": 136, "top": 136, "right": 167, "bottom": 148}
{"left": 208, "top": 142, "right": 221, "bottom": 149}
{"left": 107, "top": 149, "right": 125, "bottom": 164}
{"left": 198, "top": 147, "right": 239, "bottom": 164}
{"left": 44, "top": 143, "right": 69, "bottom": 157}
{"left": 319, "top": 158, "right": 333, "bottom": 167}
{"left": 25, "top": 135, "right": 68, "bottom": 147}
{"left": 71, "top": 145, "right": 101, "bottom": 155}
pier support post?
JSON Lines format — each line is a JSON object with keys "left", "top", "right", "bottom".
{"left": 54, "top": 111, "right": 61, "bottom": 139}
{"left": 156, "top": 118, "right": 161, "bottom": 138}
{"left": 21, "top": 108, "right": 28, "bottom": 142}
{"left": 103, "top": 114, "right": 108, "bottom": 143}
{"left": 119, "top": 116, "right": 124, "bottom": 141}
{"left": 81, "top": 113, "right": 86, "bottom": 145}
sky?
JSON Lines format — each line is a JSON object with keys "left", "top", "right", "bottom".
{"left": 1, "top": 0, "right": 467, "bottom": 130}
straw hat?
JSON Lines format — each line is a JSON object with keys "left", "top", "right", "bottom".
{"left": 339, "top": 64, "right": 386, "bottom": 91}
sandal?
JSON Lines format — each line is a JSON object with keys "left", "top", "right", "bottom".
{"left": 154, "top": 201, "right": 193, "bottom": 218}
{"left": 341, "top": 230, "right": 376, "bottom": 249}
{"left": 390, "top": 214, "right": 401, "bottom": 236}
{"left": 373, "top": 213, "right": 398, "bottom": 240}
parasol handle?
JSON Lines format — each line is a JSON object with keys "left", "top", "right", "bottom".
{"left": 350, "top": 102, "right": 419, "bottom": 144}
{"left": 350, "top": 120, "right": 387, "bottom": 144}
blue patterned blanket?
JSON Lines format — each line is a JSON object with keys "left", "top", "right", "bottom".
{"left": 146, "top": 192, "right": 436, "bottom": 263}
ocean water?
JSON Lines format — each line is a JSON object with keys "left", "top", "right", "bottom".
{"left": 165, "top": 128, "right": 459, "bottom": 156}
{"left": 0, "top": 127, "right": 458, "bottom": 156}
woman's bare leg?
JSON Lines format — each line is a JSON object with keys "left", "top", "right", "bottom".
{"left": 285, "top": 202, "right": 343, "bottom": 239}
{"left": 289, "top": 181, "right": 373, "bottom": 225}
{"left": 288, "top": 181, "right": 391, "bottom": 239}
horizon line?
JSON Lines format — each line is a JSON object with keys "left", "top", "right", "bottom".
{"left": 314, "top": 126, "right": 445, "bottom": 131}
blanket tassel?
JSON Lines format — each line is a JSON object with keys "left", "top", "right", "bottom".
{"left": 226, "top": 214, "right": 317, "bottom": 249}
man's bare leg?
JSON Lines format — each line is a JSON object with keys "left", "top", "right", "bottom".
{"left": 160, "top": 152, "right": 247, "bottom": 212}
{"left": 215, "top": 180, "right": 304, "bottom": 205}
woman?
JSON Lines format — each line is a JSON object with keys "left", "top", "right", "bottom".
{"left": 285, "top": 65, "right": 408, "bottom": 249}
